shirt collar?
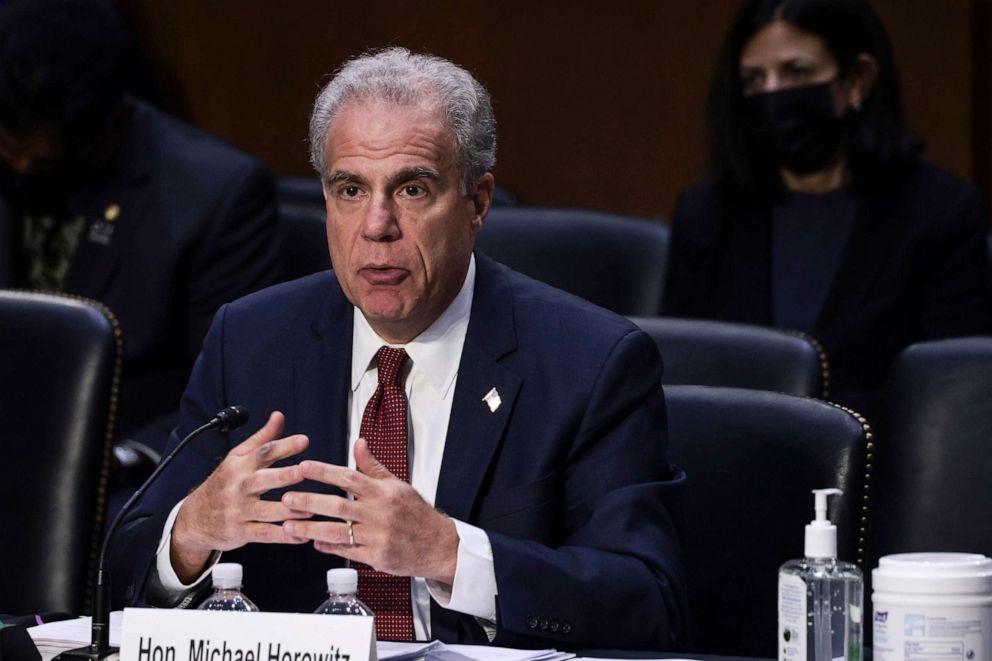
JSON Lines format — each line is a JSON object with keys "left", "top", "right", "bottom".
{"left": 351, "top": 254, "right": 475, "bottom": 397}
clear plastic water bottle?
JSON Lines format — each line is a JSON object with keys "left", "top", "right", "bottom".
{"left": 198, "top": 563, "right": 259, "bottom": 611}
{"left": 314, "top": 568, "right": 373, "bottom": 616}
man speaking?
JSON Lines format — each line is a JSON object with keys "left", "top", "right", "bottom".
{"left": 111, "top": 48, "right": 686, "bottom": 650}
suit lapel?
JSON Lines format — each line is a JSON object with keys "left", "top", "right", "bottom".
{"left": 434, "top": 254, "right": 521, "bottom": 523}
{"left": 719, "top": 203, "right": 774, "bottom": 324}
{"left": 287, "top": 280, "right": 354, "bottom": 597}
{"left": 813, "top": 192, "right": 894, "bottom": 339}
{"left": 64, "top": 107, "right": 154, "bottom": 299}
{"left": 293, "top": 281, "right": 353, "bottom": 468}
{"left": 64, "top": 181, "right": 151, "bottom": 298}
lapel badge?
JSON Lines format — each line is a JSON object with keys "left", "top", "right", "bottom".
{"left": 87, "top": 219, "right": 114, "bottom": 245}
{"left": 482, "top": 387, "right": 501, "bottom": 413}
{"left": 104, "top": 203, "right": 121, "bottom": 222}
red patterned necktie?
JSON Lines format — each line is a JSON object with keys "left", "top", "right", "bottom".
{"left": 356, "top": 346, "right": 415, "bottom": 640}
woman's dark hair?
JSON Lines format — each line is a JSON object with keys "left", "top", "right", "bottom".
{"left": 707, "top": 0, "right": 921, "bottom": 200}
{"left": 0, "top": 0, "right": 132, "bottom": 149}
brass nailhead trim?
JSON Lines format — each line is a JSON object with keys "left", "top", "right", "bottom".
{"left": 825, "top": 400, "right": 873, "bottom": 570}
{"left": 787, "top": 330, "right": 831, "bottom": 400}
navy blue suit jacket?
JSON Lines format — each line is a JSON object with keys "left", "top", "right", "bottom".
{"left": 0, "top": 100, "right": 282, "bottom": 449}
{"left": 110, "top": 253, "right": 687, "bottom": 650}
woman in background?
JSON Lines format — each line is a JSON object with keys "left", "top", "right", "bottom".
{"left": 663, "top": 0, "right": 992, "bottom": 417}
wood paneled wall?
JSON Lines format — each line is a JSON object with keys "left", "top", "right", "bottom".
{"left": 118, "top": 0, "right": 987, "bottom": 220}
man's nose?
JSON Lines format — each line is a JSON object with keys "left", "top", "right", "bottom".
{"left": 362, "top": 195, "right": 400, "bottom": 241}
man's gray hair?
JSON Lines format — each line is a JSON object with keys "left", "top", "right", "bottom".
{"left": 309, "top": 47, "right": 497, "bottom": 193}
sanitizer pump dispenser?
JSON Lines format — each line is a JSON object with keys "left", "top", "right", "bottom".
{"left": 778, "top": 488, "right": 863, "bottom": 661}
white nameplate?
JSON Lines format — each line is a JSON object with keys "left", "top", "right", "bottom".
{"left": 120, "top": 607, "right": 376, "bottom": 661}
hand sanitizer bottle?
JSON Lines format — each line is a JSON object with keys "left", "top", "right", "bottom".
{"left": 314, "top": 568, "right": 373, "bottom": 616}
{"left": 779, "top": 488, "right": 863, "bottom": 661}
{"left": 198, "top": 563, "right": 259, "bottom": 611}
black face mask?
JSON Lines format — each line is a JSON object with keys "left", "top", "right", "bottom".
{"left": 0, "top": 144, "right": 109, "bottom": 215}
{"left": 742, "top": 81, "right": 848, "bottom": 174}
{"left": 0, "top": 162, "right": 79, "bottom": 214}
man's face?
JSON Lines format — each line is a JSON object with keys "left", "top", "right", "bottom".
{"left": 0, "top": 124, "right": 105, "bottom": 212}
{"left": 321, "top": 99, "right": 493, "bottom": 343}
{"left": 0, "top": 125, "right": 66, "bottom": 176}
{"left": 0, "top": 126, "right": 72, "bottom": 211}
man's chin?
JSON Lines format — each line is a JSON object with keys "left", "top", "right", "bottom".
{"left": 358, "top": 300, "right": 421, "bottom": 343}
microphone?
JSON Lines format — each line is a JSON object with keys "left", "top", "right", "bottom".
{"left": 57, "top": 406, "right": 251, "bottom": 660}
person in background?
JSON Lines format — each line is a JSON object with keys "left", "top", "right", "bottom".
{"left": 110, "top": 47, "right": 686, "bottom": 650}
{"left": 663, "top": 0, "right": 992, "bottom": 419}
{"left": 0, "top": 0, "right": 282, "bottom": 458}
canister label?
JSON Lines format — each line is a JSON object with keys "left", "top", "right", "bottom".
{"left": 873, "top": 604, "right": 989, "bottom": 661}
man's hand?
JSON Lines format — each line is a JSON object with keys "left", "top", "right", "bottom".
{"left": 170, "top": 411, "right": 312, "bottom": 583}
{"left": 281, "top": 438, "right": 459, "bottom": 585}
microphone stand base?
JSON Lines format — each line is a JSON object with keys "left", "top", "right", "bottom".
{"left": 54, "top": 644, "right": 120, "bottom": 660}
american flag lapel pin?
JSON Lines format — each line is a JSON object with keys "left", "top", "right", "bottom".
{"left": 482, "top": 387, "right": 501, "bottom": 413}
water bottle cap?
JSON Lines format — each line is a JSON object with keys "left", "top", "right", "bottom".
{"left": 327, "top": 568, "right": 359, "bottom": 593}
{"left": 212, "top": 563, "right": 243, "bottom": 589}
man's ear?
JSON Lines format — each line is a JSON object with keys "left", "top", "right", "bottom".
{"left": 469, "top": 173, "right": 495, "bottom": 232}
{"left": 846, "top": 53, "right": 879, "bottom": 110}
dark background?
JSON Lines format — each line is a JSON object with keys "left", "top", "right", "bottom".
{"left": 117, "top": 0, "right": 991, "bottom": 221}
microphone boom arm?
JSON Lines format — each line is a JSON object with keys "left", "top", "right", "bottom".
{"left": 56, "top": 405, "right": 250, "bottom": 660}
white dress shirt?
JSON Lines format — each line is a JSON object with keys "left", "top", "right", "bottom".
{"left": 154, "top": 255, "right": 497, "bottom": 640}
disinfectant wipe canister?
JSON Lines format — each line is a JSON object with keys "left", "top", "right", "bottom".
{"left": 872, "top": 553, "right": 992, "bottom": 661}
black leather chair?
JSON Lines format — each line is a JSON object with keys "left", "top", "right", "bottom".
{"left": 0, "top": 291, "right": 121, "bottom": 615}
{"left": 277, "top": 204, "right": 331, "bottom": 281}
{"left": 871, "top": 337, "right": 992, "bottom": 564}
{"left": 476, "top": 207, "right": 670, "bottom": 316}
{"left": 632, "top": 317, "right": 828, "bottom": 398}
{"left": 275, "top": 175, "right": 323, "bottom": 214}
{"left": 665, "top": 385, "right": 871, "bottom": 656}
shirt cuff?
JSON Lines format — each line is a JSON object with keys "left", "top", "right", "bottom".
{"left": 426, "top": 519, "right": 497, "bottom": 624}
{"left": 154, "top": 498, "right": 220, "bottom": 592}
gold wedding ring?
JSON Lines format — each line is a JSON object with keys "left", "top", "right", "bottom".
{"left": 347, "top": 520, "right": 355, "bottom": 546}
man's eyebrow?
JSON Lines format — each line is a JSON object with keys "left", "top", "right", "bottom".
{"left": 327, "top": 170, "right": 366, "bottom": 185}
{"left": 390, "top": 167, "right": 441, "bottom": 187}
{"left": 326, "top": 168, "right": 440, "bottom": 187}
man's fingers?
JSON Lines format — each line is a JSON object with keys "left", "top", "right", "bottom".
{"left": 249, "top": 499, "right": 314, "bottom": 523}
{"left": 243, "top": 521, "right": 310, "bottom": 545}
{"left": 354, "top": 437, "right": 393, "bottom": 480}
{"left": 281, "top": 491, "right": 358, "bottom": 520}
{"left": 282, "top": 519, "right": 352, "bottom": 546}
{"left": 299, "top": 460, "right": 377, "bottom": 497}
{"left": 254, "top": 434, "right": 309, "bottom": 469}
{"left": 314, "top": 541, "right": 362, "bottom": 560}
{"left": 231, "top": 411, "right": 286, "bottom": 456}
{"left": 242, "top": 464, "right": 305, "bottom": 497}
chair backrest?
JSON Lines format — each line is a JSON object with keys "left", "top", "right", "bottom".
{"left": 476, "top": 207, "right": 669, "bottom": 316}
{"left": 632, "top": 317, "right": 828, "bottom": 398}
{"left": 0, "top": 291, "right": 121, "bottom": 614}
{"left": 275, "top": 177, "right": 330, "bottom": 282}
{"left": 665, "top": 385, "right": 871, "bottom": 656}
{"left": 277, "top": 204, "right": 331, "bottom": 281}
{"left": 275, "top": 175, "right": 324, "bottom": 217}
{"left": 871, "top": 337, "right": 992, "bottom": 563}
